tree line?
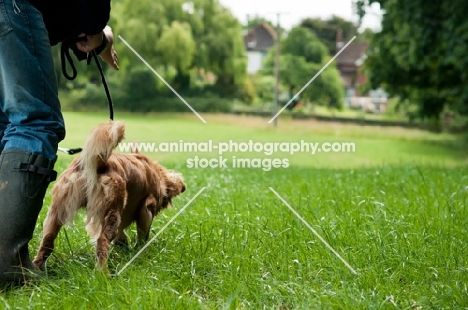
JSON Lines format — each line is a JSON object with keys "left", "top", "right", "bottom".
{"left": 54, "top": 0, "right": 360, "bottom": 113}
{"left": 55, "top": 0, "right": 468, "bottom": 123}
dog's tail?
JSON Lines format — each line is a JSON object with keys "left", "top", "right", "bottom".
{"left": 78, "top": 120, "right": 125, "bottom": 197}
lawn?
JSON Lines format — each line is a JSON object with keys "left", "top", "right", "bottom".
{"left": 1, "top": 112, "right": 467, "bottom": 309}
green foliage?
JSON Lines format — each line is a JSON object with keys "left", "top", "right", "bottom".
{"left": 158, "top": 21, "right": 196, "bottom": 73}
{"left": 237, "top": 75, "right": 257, "bottom": 104}
{"left": 262, "top": 27, "right": 344, "bottom": 109}
{"left": 356, "top": 0, "right": 468, "bottom": 120}
{"left": 358, "top": 27, "right": 375, "bottom": 42}
{"left": 114, "top": 96, "right": 233, "bottom": 113}
{"left": 300, "top": 15, "right": 358, "bottom": 55}
{"left": 124, "top": 66, "right": 159, "bottom": 100}
{"left": 281, "top": 27, "right": 329, "bottom": 63}
{"left": 59, "top": 0, "right": 247, "bottom": 112}
{"left": 248, "top": 74, "right": 275, "bottom": 105}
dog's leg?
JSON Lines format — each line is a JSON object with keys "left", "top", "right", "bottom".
{"left": 136, "top": 196, "right": 157, "bottom": 242}
{"left": 94, "top": 175, "right": 126, "bottom": 271}
{"left": 32, "top": 202, "right": 65, "bottom": 270}
{"left": 33, "top": 176, "right": 85, "bottom": 270}
{"left": 96, "top": 207, "right": 121, "bottom": 271}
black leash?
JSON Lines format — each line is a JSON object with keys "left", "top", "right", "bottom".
{"left": 87, "top": 50, "right": 114, "bottom": 121}
{"left": 59, "top": 36, "right": 114, "bottom": 155}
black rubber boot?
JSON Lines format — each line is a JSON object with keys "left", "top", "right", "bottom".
{"left": 0, "top": 150, "right": 57, "bottom": 285}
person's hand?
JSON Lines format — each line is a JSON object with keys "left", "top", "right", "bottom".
{"left": 99, "top": 26, "right": 119, "bottom": 70}
{"left": 75, "top": 32, "right": 104, "bottom": 53}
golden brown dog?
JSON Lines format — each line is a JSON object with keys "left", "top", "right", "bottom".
{"left": 33, "top": 121, "right": 186, "bottom": 270}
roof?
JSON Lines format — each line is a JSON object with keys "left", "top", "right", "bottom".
{"left": 336, "top": 42, "right": 368, "bottom": 67}
{"left": 244, "top": 22, "right": 277, "bottom": 52}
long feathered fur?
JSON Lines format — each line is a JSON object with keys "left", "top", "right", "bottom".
{"left": 78, "top": 120, "right": 126, "bottom": 198}
{"left": 77, "top": 121, "right": 126, "bottom": 239}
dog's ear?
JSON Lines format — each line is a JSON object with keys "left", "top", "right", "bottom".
{"left": 162, "top": 171, "right": 186, "bottom": 208}
{"left": 166, "top": 172, "right": 186, "bottom": 196}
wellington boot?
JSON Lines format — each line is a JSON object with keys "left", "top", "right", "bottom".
{"left": 0, "top": 150, "right": 56, "bottom": 285}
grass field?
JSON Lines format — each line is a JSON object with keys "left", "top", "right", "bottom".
{"left": 1, "top": 112, "right": 467, "bottom": 309}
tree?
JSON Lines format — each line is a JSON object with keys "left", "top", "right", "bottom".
{"left": 158, "top": 21, "right": 196, "bottom": 89}
{"left": 262, "top": 27, "right": 344, "bottom": 109}
{"left": 199, "top": 3, "right": 246, "bottom": 93}
{"left": 110, "top": 0, "right": 246, "bottom": 94}
{"left": 300, "top": 16, "right": 358, "bottom": 55}
{"left": 355, "top": 0, "right": 468, "bottom": 119}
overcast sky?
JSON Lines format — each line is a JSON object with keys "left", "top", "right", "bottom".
{"left": 218, "top": 0, "right": 382, "bottom": 31}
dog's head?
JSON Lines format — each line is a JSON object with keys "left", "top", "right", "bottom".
{"left": 161, "top": 170, "right": 186, "bottom": 209}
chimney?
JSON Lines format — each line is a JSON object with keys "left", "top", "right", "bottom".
{"left": 336, "top": 28, "right": 344, "bottom": 50}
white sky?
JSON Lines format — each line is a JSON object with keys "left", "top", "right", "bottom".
{"left": 218, "top": 0, "right": 382, "bottom": 32}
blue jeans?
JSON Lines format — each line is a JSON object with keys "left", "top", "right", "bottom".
{"left": 0, "top": 0, "right": 65, "bottom": 160}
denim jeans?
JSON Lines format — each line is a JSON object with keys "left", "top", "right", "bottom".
{"left": 0, "top": 0, "right": 65, "bottom": 160}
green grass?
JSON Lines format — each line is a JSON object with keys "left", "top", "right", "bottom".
{"left": 1, "top": 112, "right": 467, "bottom": 309}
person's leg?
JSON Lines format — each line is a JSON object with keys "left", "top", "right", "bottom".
{"left": 0, "top": 0, "right": 65, "bottom": 156}
{"left": 0, "top": 110, "right": 8, "bottom": 151}
{"left": 0, "top": 0, "right": 65, "bottom": 284}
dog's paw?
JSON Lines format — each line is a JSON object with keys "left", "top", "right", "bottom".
{"left": 32, "top": 257, "right": 45, "bottom": 270}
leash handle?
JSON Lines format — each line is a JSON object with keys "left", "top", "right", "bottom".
{"left": 60, "top": 37, "right": 86, "bottom": 80}
{"left": 59, "top": 36, "right": 115, "bottom": 121}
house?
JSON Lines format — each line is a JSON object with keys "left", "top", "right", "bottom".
{"left": 335, "top": 29, "right": 368, "bottom": 98}
{"left": 243, "top": 22, "right": 277, "bottom": 74}
{"left": 335, "top": 29, "right": 387, "bottom": 112}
